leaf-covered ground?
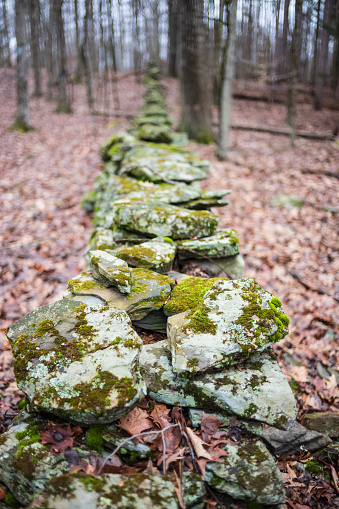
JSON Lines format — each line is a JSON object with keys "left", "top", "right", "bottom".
{"left": 0, "top": 68, "right": 338, "bottom": 508}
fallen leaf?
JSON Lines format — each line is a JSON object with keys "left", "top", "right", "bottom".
{"left": 186, "top": 427, "right": 212, "bottom": 460}
{"left": 117, "top": 406, "right": 153, "bottom": 439}
{"left": 201, "top": 412, "right": 223, "bottom": 443}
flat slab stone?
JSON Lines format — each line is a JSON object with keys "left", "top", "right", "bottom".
{"left": 89, "top": 250, "right": 131, "bottom": 293}
{"left": 301, "top": 411, "right": 339, "bottom": 438}
{"left": 65, "top": 270, "right": 173, "bottom": 321}
{"left": 205, "top": 438, "right": 285, "bottom": 507}
{"left": 116, "top": 238, "right": 176, "bottom": 273}
{"left": 167, "top": 278, "right": 290, "bottom": 374}
{"left": 111, "top": 198, "right": 218, "bottom": 240}
{"left": 245, "top": 419, "right": 332, "bottom": 457}
{"left": 182, "top": 253, "right": 245, "bottom": 280}
{"left": 0, "top": 421, "right": 70, "bottom": 505}
{"left": 177, "top": 229, "right": 240, "bottom": 259}
{"left": 190, "top": 352, "right": 297, "bottom": 426}
{"left": 6, "top": 300, "right": 145, "bottom": 424}
{"left": 137, "top": 124, "right": 173, "bottom": 143}
{"left": 28, "top": 473, "right": 179, "bottom": 509}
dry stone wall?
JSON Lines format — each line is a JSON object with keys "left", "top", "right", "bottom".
{"left": 0, "top": 63, "right": 331, "bottom": 509}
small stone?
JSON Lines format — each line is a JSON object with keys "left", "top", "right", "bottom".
{"left": 205, "top": 438, "right": 285, "bottom": 507}
{"left": 89, "top": 249, "right": 132, "bottom": 293}
{"left": 302, "top": 412, "right": 339, "bottom": 438}
{"left": 177, "top": 229, "right": 240, "bottom": 259}
{"left": 116, "top": 238, "right": 177, "bottom": 273}
{"left": 182, "top": 472, "right": 206, "bottom": 509}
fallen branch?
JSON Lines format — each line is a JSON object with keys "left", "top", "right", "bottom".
{"left": 98, "top": 423, "right": 181, "bottom": 475}
{"left": 212, "top": 122, "right": 334, "bottom": 141}
{"left": 302, "top": 168, "right": 339, "bottom": 180}
{"left": 289, "top": 272, "right": 339, "bottom": 303}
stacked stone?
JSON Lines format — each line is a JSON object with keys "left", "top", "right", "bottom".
{"left": 0, "top": 65, "right": 330, "bottom": 509}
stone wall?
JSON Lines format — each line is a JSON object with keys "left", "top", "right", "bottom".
{"left": 0, "top": 63, "right": 330, "bottom": 509}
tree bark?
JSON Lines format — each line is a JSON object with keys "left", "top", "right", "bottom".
{"left": 179, "top": 0, "right": 213, "bottom": 143}
{"left": 29, "top": 0, "right": 42, "bottom": 97}
{"left": 2, "top": 0, "right": 11, "bottom": 66}
{"left": 84, "top": 0, "right": 94, "bottom": 108}
{"left": 54, "top": 0, "right": 70, "bottom": 112}
{"left": 168, "top": 0, "right": 178, "bottom": 76}
{"left": 74, "top": 0, "right": 83, "bottom": 81}
{"left": 218, "top": 0, "right": 237, "bottom": 159}
{"left": 286, "top": 0, "right": 302, "bottom": 146}
{"left": 15, "top": 0, "right": 31, "bottom": 130}
{"left": 314, "top": 0, "right": 331, "bottom": 110}
{"left": 47, "top": 0, "right": 54, "bottom": 100}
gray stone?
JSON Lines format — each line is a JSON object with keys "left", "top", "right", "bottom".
{"left": 115, "top": 238, "right": 177, "bottom": 273}
{"left": 28, "top": 473, "right": 179, "bottom": 509}
{"left": 177, "top": 229, "right": 240, "bottom": 259}
{"left": 111, "top": 198, "right": 218, "bottom": 240}
{"left": 65, "top": 269, "right": 173, "bottom": 321}
{"left": 87, "top": 228, "right": 118, "bottom": 254}
{"left": 188, "top": 409, "right": 231, "bottom": 428}
{"left": 122, "top": 159, "right": 206, "bottom": 184}
{"left": 167, "top": 271, "right": 190, "bottom": 284}
{"left": 167, "top": 278, "right": 289, "bottom": 374}
{"left": 6, "top": 300, "right": 145, "bottom": 424}
{"left": 183, "top": 253, "right": 245, "bottom": 279}
{"left": 89, "top": 250, "right": 131, "bottom": 293}
{"left": 182, "top": 472, "right": 206, "bottom": 509}
{"left": 189, "top": 352, "right": 297, "bottom": 427}
{"left": 205, "top": 439, "right": 285, "bottom": 506}
{"left": 245, "top": 419, "right": 332, "bottom": 457}
{"left": 302, "top": 412, "right": 339, "bottom": 438}
{"left": 132, "top": 310, "right": 167, "bottom": 333}
{"left": 0, "top": 421, "right": 70, "bottom": 506}
{"left": 139, "top": 341, "right": 196, "bottom": 407}
{"left": 102, "top": 425, "right": 151, "bottom": 458}
{"left": 137, "top": 124, "right": 173, "bottom": 143}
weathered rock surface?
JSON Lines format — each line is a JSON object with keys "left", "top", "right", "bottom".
{"left": 111, "top": 198, "right": 218, "bottom": 240}
{"left": 177, "top": 229, "right": 240, "bottom": 259}
{"left": 302, "top": 411, "right": 339, "bottom": 438}
{"left": 205, "top": 439, "right": 285, "bottom": 507}
{"left": 6, "top": 300, "right": 145, "bottom": 424}
{"left": 245, "top": 419, "right": 332, "bottom": 457}
{"left": 132, "top": 309, "right": 168, "bottom": 333}
{"left": 182, "top": 253, "right": 245, "bottom": 279}
{"left": 182, "top": 472, "right": 206, "bottom": 509}
{"left": 166, "top": 278, "right": 290, "bottom": 374}
{"left": 65, "top": 270, "right": 173, "bottom": 321}
{"left": 89, "top": 250, "right": 131, "bottom": 293}
{"left": 0, "top": 421, "right": 70, "bottom": 505}
{"left": 28, "top": 473, "right": 179, "bottom": 509}
{"left": 116, "top": 238, "right": 176, "bottom": 273}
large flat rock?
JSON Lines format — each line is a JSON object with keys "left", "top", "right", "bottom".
{"left": 116, "top": 238, "right": 176, "bottom": 273}
{"left": 6, "top": 300, "right": 145, "bottom": 424}
{"left": 111, "top": 198, "right": 218, "bottom": 240}
{"left": 177, "top": 229, "right": 240, "bottom": 259}
{"left": 167, "top": 278, "right": 290, "bottom": 374}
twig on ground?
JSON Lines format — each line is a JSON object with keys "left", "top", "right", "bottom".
{"left": 98, "top": 423, "right": 180, "bottom": 475}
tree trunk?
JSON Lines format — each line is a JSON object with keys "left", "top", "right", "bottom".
{"left": 74, "top": 0, "right": 83, "bottom": 81}
{"left": 213, "top": 0, "right": 224, "bottom": 103}
{"left": 286, "top": 0, "right": 302, "bottom": 146}
{"left": 179, "top": 0, "right": 213, "bottom": 143}
{"left": 47, "top": 0, "right": 54, "bottom": 100}
{"left": 218, "top": 0, "right": 237, "bottom": 159}
{"left": 2, "top": 0, "right": 11, "bottom": 66}
{"left": 314, "top": 0, "right": 331, "bottom": 110}
{"left": 84, "top": 0, "right": 94, "bottom": 108}
{"left": 54, "top": 0, "right": 70, "bottom": 112}
{"left": 168, "top": 0, "right": 178, "bottom": 76}
{"left": 15, "top": 0, "right": 31, "bottom": 131}
{"left": 29, "top": 0, "right": 42, "bottom": 97}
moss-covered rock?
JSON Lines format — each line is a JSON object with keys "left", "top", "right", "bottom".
{"left": 177, "top": 229, "right": 240, "bottom": 259}
{"left": 111, "top": 198, "right": 218, "bottom": 240}
{"left": 167, "top": 278, "right": 290, "bottom": 375}
{"left": 205, "top": 439, "right": 285, "bottom": 506}
{"left": 28, "top": 473, "right": 179, "bottom": 509}
{"left": 65, "top": 269, "right": 173, "bottom": 321}
{"left": 89, "top": 250, "right": 132, "bottom": 293}
{"left": 6, "top": 300, "right": 145, "bottom": 424}
{"left": 115, "top": 238, "right": 176, "bottom": 273}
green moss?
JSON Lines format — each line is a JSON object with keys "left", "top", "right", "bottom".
{"left": 184, "top": 307, "right": 217, "bottom": 335}
{"left": 305, "top": 460, "right": 321, "bottom": 474}
{"left": 271, "top": 297, "right": 281, "bottom": 307}
{"left": 67, "top": 277, "right": 105, "bottom": 294}
{"left": 163, "top": 237, "right": 173, "bottom": 243}
{"left": 4, "top": 492, "right": 21, "bottom": 509}
{"left": 76, "top": 473, "right": 106, "bottom": 492}
{"left": 15, "top": 423, "right": 41, "bottom": 443}
{"left": 279, "top": 313, "right": 290, "bottom": 326}
{"left": 47, "top": 474, "right": 76, "bottom": 498}
{"left": 86, "top": 424, "right": 106, "bottom": 453}
{"left": 164, "top": 277, "right": 224, "bottom": 316}
{"left": 243, "top": 403, "right": 258, "bottom": 419}
{"left": 273, "top": 414, "right": 289, "bottom": 428}
{"left": 71, "top": 303, "right": 97, "bottom": 339}
{"left": 12, "top": 444, "right": 49, "bottom": 479}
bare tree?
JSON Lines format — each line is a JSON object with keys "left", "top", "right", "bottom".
{"left": 29, "top": 0, "right": 42, "bottom": 96}
{"left": 179, "top": 0, "right": 213, "bottom": 143}
{"left": 168, "top": 0, "right": 178, "bottom": 76}
{"left": 2, "top": 0, "right": 11, "bottom": 66}
{"left": 54, "top": 0, "right": 71, "bottom": 112}
{"left": 84, "top": 0, "right": 94, "bottom": 108}
{"left": 314, "top": 0, "right": 331, "bottom": 110}
{"left": 14, "top": 0, "right": 31, "bottom": 131}
{"left": 218, "top": 0, "right": 237, "bottom": 160}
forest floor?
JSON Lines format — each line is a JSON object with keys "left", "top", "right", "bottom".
{"left": 0, "top": 68, "right": 338, "bottom": 508}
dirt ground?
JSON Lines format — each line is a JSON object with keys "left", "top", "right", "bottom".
{"left": 0, "top": 68, "right": 338, "bottom": 507}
